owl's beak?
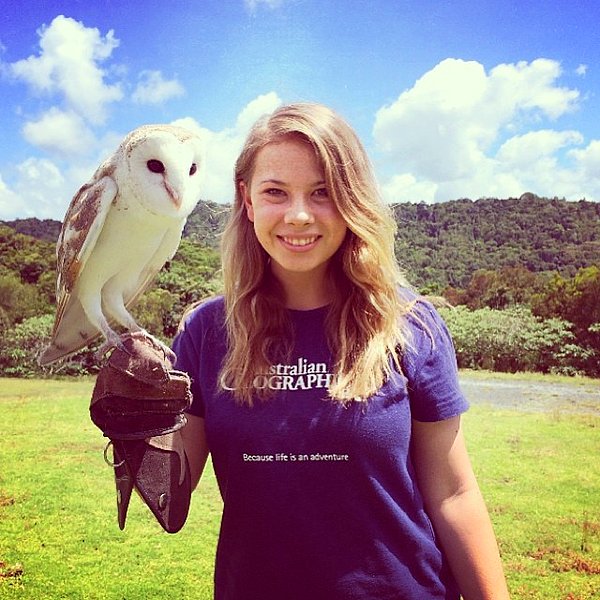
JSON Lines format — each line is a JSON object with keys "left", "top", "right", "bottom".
{"left": 163, "top": 179, "right": 181, "bottom": 208}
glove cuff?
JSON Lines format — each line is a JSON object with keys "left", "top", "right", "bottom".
{"left": 90, "top": 365, "right": 191, "bottom": 439}
{"left": 89, "top": 332, "right": 193, "bottom": 532}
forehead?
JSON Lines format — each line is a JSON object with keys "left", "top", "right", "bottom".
{"left": 252, "top": 136, "right": 323, "bottom": 179}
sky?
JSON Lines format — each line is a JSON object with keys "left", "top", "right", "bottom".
{"left": 1, "top": 0, "right": 600, "bottom": 220}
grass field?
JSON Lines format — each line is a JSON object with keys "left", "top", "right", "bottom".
{"left": 1, "top": 376, "right": 599, "bottom": 599}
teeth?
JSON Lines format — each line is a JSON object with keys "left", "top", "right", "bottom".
{"left": 282, "top": 236, "right": 317, "bottom": 246}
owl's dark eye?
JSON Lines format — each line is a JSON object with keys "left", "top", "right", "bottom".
{"left": 189, "top": 163, "right": 197, "bottom": 176}
{"left": 147, "top": 159, "right": 165, "bottom": 173}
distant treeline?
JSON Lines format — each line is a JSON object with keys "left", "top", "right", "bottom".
{"left": 1, "top": 194, "right": 598, "bottom": 378}
{"left": 392, "top": 194, "right": 599, "bottom": 289}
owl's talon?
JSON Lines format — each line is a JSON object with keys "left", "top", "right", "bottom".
{"left": 138, "top": 330, "right": 177, "bottom": 365}
{"left": 95, "top": 334, "right": 127, "bottom": 362}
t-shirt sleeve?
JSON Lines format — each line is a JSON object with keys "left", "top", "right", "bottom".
{"left": 172, "top": 316, "right": 206, "bottom": 418}
{"left": 402, "top": 300, "right": 469, "bottom": 422}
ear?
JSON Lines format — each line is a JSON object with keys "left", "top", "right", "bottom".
{"left": 239, "top": 181, "right": 254, "bottom": 222}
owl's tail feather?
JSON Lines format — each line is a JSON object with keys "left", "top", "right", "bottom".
{"left": 37, "top": 291, "right": 104, "bottom": 366}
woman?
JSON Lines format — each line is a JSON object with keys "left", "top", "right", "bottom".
{"left": 174, "top": 103, "right": 509, "bottom": 599}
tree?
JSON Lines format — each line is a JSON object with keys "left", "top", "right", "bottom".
{"left": 449, "top": 266, "right": 544, "bottom": 310}
{"left": 132, "top": 287, "right": 178, "bottom": 339}
{"left": 440, "top": 305, "right": 590, "bottom": 375}
{"left": 0, "top": 272, "right": 47, "bottom": 326}
{"left": 531, "top": 266, "right": 600, "bottom": 374}
{"left": 0, "top": 315, "right": 52, "bottom": 377}
{"left": 0, "top": 314, "right": 98, "bottom": 378}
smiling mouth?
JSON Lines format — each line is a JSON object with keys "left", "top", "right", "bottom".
{"left": 279, "top": 235, "right": 320, "bottom": 247}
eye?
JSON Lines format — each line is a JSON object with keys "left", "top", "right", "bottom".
{"left": 263, "top": 188, "right": 287, "bottom": 202}
{"left": 313, "top": 187, "right": 330, "bottom": 200}
{"left": 189, "top": 163, "right": 197, "bottom": 176}
{"left": 147, "top": 159, "right": 165, "bottom": 174}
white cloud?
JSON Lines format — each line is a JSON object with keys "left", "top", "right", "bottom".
{"left": 374, "top": 58, "right": 586, "bottom": 202}
{"left": 562, "top": 140, "right": 600, "bottom": 199}
{"left": 245, "top": 0, "right": 284, "bottom": 10}
{"left": 235, "top": 92, "right": 281, "bottom": 130}
{"left": 375, "top": 59, "right": 495, "bottom": 182}
{"left": 22, "top": 107, "right": 97, "bottom": 158}
{"left": 0, "top": 174, "right": 26, "bottom": 220}
{"left": 0, "top": 157, "right": 70, "bottom": 219}
{"left": 569, "top": 140, "right": 600, "bottom": 177}
{"left": 9, "top": 15, "right": 122, "bottom": 124}
{"left": 132, "top": 70, "right": 185, "bottom": 105}
{"left": 488, "top": 59, "right": 579, "bottom": 120}
{"left": 380, "top": 173, "right": 437, "bottom": 204}
{"left": 16, "top": 157, "right": 65, "bottom": 189}
{"left": 0, "top": 92, "right": 282, "bottom": 221}
{"left": 172, "top": 92, "right": 282, "bottom": 203}
{"left": 496, "top": 130, "right": 584, "bottom": 166}
{"left": 0, "top": 130, "right": 126, "bottom": 220}
{"left": 576, "top": 64, "right": 588, "bottom": 76}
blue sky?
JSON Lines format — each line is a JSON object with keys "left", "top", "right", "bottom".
{"left": 1, "top": 0, "right": 600, "bottom": 220}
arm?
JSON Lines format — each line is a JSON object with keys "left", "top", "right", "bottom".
{"left": 411, "top": 416, "right": 510, "bottom": 600}
{"left": 181, "top": 413, "right": 210, "bottom": 490}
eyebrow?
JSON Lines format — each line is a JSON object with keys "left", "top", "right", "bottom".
{"left": 258, "top": 179, "right": 327, "bottom": 186}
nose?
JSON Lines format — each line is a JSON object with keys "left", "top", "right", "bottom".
{"left": 284, "top": 194, "right": 314, "bottom": 225}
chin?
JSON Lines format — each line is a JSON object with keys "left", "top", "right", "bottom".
{"left": 272, "top": 258, "right": 329, "bottom": 277}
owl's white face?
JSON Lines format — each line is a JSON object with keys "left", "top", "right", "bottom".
{"left": 122, "top": 127, "right": 204, "bottom": 219}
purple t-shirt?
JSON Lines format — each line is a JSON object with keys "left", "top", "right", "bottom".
{"left": 173, "top": 293, "right": 468, "bottom": 600}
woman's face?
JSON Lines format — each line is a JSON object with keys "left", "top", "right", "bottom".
{"left": 240, "top": 135, "right": 347, "bottom": 290}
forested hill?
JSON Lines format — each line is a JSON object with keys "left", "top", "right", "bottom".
{"left": 1, "top": 199, "right": 227, "bottom": 248}
{"left": 2, "top": 217, "right": 62, "bottom": 242}
{"left": 2, "top": 195, "right": 599, "bottom": 290}
{"left": 391, "top": 195, "right": 600, "bottom": 288}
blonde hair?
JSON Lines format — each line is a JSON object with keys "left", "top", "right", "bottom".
{"left": 220, "top": 103, "right": 414, "bottom": 404}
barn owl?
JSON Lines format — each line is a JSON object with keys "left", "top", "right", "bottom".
{"left": 38, "top": 124, "right": 204, "bottom": 366}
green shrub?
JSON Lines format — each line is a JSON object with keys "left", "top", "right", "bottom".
{"left": 0, "top": 314, "right": 97, "bottom": 378}
{"left": 0, "top": 314, "right": 54, "bottom": 377}
{"left": 439, "top": 305, "right": 594, "bottom": 375}
{"left": 0, "top": 272, "right": 49, "bottom": 325}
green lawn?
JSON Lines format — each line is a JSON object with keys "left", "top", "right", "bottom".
{"left": 1, "top": 376, "right": 599, "bottom": 599}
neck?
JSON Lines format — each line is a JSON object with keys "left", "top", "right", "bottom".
{"left": 273, "top": 268, "right": 333, "bottom": 310}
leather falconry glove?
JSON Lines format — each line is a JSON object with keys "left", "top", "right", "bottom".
{"left": 90, "top": 332, "right": 192, "bottom": 533}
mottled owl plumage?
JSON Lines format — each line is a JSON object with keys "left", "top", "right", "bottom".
{"left": 39, "top": 124, "right": 204, "bottom": 366}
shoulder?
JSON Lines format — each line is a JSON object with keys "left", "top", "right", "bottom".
{"left": 397, "top": 287, "right": 457, "bottom": 372}
{"left": 173, "top": 295, "right": 226, "bottom": 372}
{"left": 175, "top": 295, "right": 226, "bottom": 353}
{"left": 396, "top": 289, "right": 468, "bottom": 421}
{"left": 397, "top": 287, "right": 448, "bottom": 341}
{"left": 180, "top": 295, "right": 225, "bottom": 331}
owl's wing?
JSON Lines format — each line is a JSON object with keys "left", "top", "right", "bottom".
{"left": 122, "top": 221, "right": 186, "bottom": 312}
{"left": 39, "top": 175, "right": 118, "bottom": 365}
